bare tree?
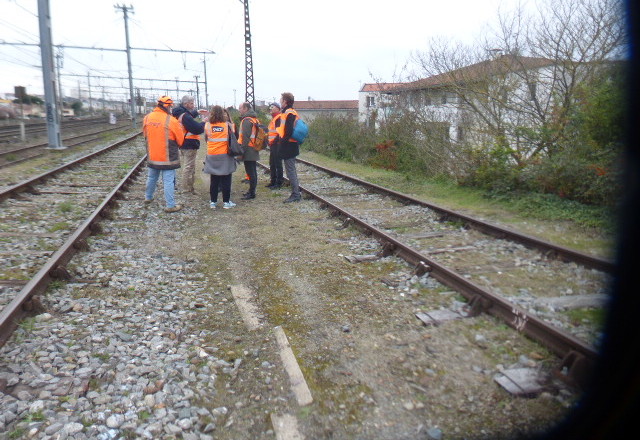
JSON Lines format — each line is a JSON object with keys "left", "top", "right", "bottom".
{"left": 406, "top": 0, "right": 626, "bottom": 169}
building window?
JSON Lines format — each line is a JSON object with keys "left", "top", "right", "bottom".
{"left": 528, "top": 81, "right": 537, "bottom": 101}
{"left": 366, "top": 96, "right": 376, "bottom": 108}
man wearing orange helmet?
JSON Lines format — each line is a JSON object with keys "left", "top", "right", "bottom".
{"left": 143, "top": 96, "right": 185, "bottom": 213}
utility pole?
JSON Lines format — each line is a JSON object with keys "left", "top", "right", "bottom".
{"left": 202, "top": 57, "right": 209, "bottom": 108}
{"left": 87, "top": 72, "right": 93, "bottom": 114}
{"left": 55, "top": 49, "right": 64, "bottom": 121}
{"left": 37, "top": 0, "right": 63, "bottom": 149}
{"left": 194, "top": 75, "right": 200, "bottom": 109}
{"left": 240, "top": 0, "right": 255, "bottom": 109}
{"left": 115, "top": 4, "right": 136, "bottom": 128}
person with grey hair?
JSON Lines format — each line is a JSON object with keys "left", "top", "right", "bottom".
{"left": 172, "top": 95, "right": 206, "bottom": 195}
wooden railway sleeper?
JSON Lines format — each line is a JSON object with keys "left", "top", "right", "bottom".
{"left": 23, "top": 295, "right": 46, "bottom": 314}
{"left": 381, "top": 242, "right": 396, "bottom": 257}
{"left": 89, "top": 222, "right": 103, "bottom": 234}
{"left": 413, "top": 261, "right": 432, "bottom": 276}
{"left": 101, "top": 207, "right": 115, "bottom": 220}
{"left": 556, "top": 350, "right": 593, "bottom": 389}
{"left": 465, "top": 294, "right": 492, "bottom": 317}
{"left": 338, "top": 217, "right": 353, "bottom": 230}
{"left": 73, "top": 238, "right": 90, "bottom": 251}
{"left": 49, "top": 265, "right": 71, "bottom": 280}
{"left": 26, "top": 185, "right": 41, "bottom": 195}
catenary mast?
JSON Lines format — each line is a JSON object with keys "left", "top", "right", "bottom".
{"left": 240, "top": 0, "right": 255, "bottom": 109}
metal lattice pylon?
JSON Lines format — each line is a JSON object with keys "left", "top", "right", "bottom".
{"left": 241, "top": 0, "right": 255, "bottom": 109}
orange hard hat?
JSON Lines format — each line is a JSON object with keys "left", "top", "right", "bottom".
{"left": 158, "top": 96, "right": 173, "bottom": 106}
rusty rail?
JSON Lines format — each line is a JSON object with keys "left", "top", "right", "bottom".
{"left": 259, "top": 159, "right": 601, "bottom": 388}
{"left": 0, "top": 133, "right": 141, "bottom": 201}
{"left": 297, "top": 158, "right": 614, "bottom": 274}
{"left": 0, "top": 139, "right": 146, "bottom": 347}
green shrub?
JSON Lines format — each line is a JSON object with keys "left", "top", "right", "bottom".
{"left": 305, "top": 114, "right": 374, "bottom": 162}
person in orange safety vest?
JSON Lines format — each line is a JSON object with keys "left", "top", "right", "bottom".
{"left": 276, "top": 92, "right": 301, "bottom": 203}
{"left": 143, "top": 96, "right": 184, "bottom": 213}
{"left": 237, "top": 102, "right": 261, "bottom": 200}
{"left": 203, "top": 105, "right": 238, "bottom": 209}
{"left": 266, "top": 102, "right": 283, "bottom": 189}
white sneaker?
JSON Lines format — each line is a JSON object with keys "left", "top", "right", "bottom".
{"left": 210, "top": 201, "right": 216, "bottom": 209}
{"left": 223, "top": 201, "right": 236, "bottom": 209}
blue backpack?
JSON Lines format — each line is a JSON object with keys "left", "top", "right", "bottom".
{"left": 292, "top": 118, "right": 309, "bottom": 144}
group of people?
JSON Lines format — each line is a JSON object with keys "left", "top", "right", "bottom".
{"left": 142, "top": 92, "right": 302, "bottom": 213}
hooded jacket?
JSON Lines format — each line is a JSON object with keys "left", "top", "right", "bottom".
{"left": 172, "top": 104, "right": 205, "bottom": 150}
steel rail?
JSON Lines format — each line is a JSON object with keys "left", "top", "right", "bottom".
{"left": 0, "top": 153, "right": 147, "bottom": 347}
{"left": 258, "top": 160, "right": 599, "bottom": 388}
{"left": 297, "top": 158, "right": 614, "bottom": 274}
{"left": 0, "top": 117, "right": 108, "bottom": 139}
{"left": 0, "top": 133, "right": 142, "bottom": 201}
{"left": 0, "top": 124, "right": 135, "bottom": 161}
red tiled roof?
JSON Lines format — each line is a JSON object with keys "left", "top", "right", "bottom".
{"left": 359, "top": 83, "right": 404, "bottom": 92}
{"left": 397, "top": 55, "right": 555, "bottom": 91}
{"left": 294, "top": 100, "right": 358, "bottom": 110}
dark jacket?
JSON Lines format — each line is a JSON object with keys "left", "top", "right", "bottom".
{"left": 172, "top": 105, "right": 205, "bottom": 150}
{"left": 278, "top": 105, "right": 299, "bottom": 160}
{"left": 239, "top": 109, "right": 261, "bottom": 162}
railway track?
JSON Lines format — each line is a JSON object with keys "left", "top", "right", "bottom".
{"left": 258, "top": 157, "right": 612, "bottom": 388}
{"left": 0, "top": 133, "right": 145, "bottom": 345}
{"left": 0, "top": 147, "right": 618, "bottom": 438}
{"left": 0, "top": 117, "right": 118, "bottom": 144}
{"left": 0, "top": 122, "right": 138, "bottom": 169}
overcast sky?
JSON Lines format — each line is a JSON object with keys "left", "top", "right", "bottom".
{"left": 0, "top": 0, "right": 520, "bottom": 108}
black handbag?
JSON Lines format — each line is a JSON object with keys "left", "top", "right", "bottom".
{"left": 227, "top": 123, "right": 243, "bottom": 157}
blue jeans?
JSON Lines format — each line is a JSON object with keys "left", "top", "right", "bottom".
{"left": 145, "top": 168, "right": 177, "bottom": 208}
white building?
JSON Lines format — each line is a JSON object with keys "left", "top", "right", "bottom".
{"left": 359, "top": 54, "right": 558, "bottom": 149}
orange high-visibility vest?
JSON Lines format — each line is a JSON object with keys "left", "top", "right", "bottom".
{"left": 143, "top": 107, "right": 183, "bottom": 168}
{"left": 268, "top": 112, "right": 281, "bottom": 146}
{"left": 276, "top": 108, "right": 299, "bottom": 142}
{"left": 238, "top": 116, "right": 259, "bottom": 148}
{"left": 204, "top": 122, "right": 228, "bottom": 155}
{"left": 178, "top": 113, "right": 201, "bottom": 140}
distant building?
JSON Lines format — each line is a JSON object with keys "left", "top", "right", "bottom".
{"left": 292, "top": 100, "right": 358, "bottom": 121}
{"left": 358, "top": 83, "right": 403, "bottom": 128}
{"left": 359, "top": 55, "right": 562, "bottom": 145}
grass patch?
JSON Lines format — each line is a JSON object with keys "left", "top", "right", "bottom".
{"left": 24, "top": 411, "right": 45, "bottom": 422}
{"left": 8, "top": 428, "right": 27, "bottom": 439}
{"left": 301, "top": 151, "right": 614, "bottom": 256}
{"left": 138, "top": 410, "right": 151, "bottom": 422}
{"left": 18, "top": 317, "right": 37, "bottom": 334}
{"left": 58, "top": 201, "right": 74, "bottom": 213}
{"left": 565, "top": 307, "right": 607, "bottom": 327}
{"left": 92, "top": 352, "right": 110, "bottom": 362}
{"left": 49, "top": 221, "right": 69, "bottom": 232}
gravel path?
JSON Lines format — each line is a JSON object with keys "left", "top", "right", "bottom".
{"left": 1, "top": 151, "right": 580, "bottom": 439}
